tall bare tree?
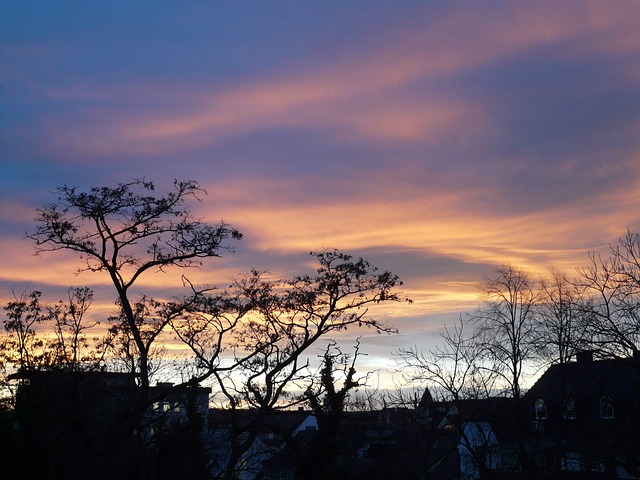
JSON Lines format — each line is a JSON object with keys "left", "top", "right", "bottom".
{"left": 2, "top": 290, "right": 46, "bottom": 371}
{"left": 396, "top": 317, "right": 507, "bottom": 479}
{"left": 577, "top": 230, "right": 640, "bottom": 358}
{"left": 610, "top": 230, "right": 640, "bottom": 356}
{"left": 176, "top": 250, "right": 406, "bottom": 479}
{"left": 46, "top": 287, "right": 107, "bottom": 371}
{"left": 29, "top": 179, "right": 241, "bottom": 388}
{"left": 535, "top": 271, "right": 588, "bottom": 365}
{"left": 470, "top": 263, "right": 540, "bottom": 399}
{"left": 23, "top": 179, "right": 407, "bottom": 479}
{"left": 397, "top": 317, "right": 499, "bottom": 402}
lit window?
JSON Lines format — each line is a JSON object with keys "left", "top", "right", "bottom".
{"left": 535, "top": 398, "right": 547, "bottom": 420}
{"left": 599, "top": 396, "right": 614, "bottom": 419}
{"left": 564, "top": 398, "right": 576, "bottom": 420}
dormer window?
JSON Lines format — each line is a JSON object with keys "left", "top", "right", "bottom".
{"left": 599, "top": 396, "right": 614, "bottom": 419}
{"left": 563, "top": 398, "right": 576, "bottom": 420}
{"left": 535, "top": 398, "right": 547, "bottom": 420}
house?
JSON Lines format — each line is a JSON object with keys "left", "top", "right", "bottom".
{"left": 145, "top": 381, "right": 211, "bottom": 435}
{"left": 421, "top": 396, "right": 524, "bottom": 479}
{"left": 7, "top": 354, "right": 640, "bottom": 479}
{"left": 257, "top": 407, "right": 464, "bottom": 480}
{"left": 207, "top": 408, "right": 318, "bottom": 480}
{"left": 8, "top": 370, "right": 211, "bottom": 480}
{"left": 415, "top": 353, "right": 640, "bottom": 479}
{"left": 522, "top": 352, "right": 640, "bottom": 478}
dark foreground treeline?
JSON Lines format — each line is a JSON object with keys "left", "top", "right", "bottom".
{"left": 2, "top": 355, "right": 639, "bottom": 480}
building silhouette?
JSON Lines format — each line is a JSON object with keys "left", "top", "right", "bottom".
{"left": 4, "top": 353, "right": 639, "bottom": 479}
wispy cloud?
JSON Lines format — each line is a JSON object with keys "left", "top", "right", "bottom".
{"left": 34, "top": 2, "right": 639, "bottom": 159}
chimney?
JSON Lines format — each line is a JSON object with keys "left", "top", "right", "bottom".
{"left": 576, "top": 351, "right": 593, "bottom": 363}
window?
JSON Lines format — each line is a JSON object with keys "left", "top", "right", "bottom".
{"left": 564, "top": 398, "right": 576, "bottom": 420}
{"left": 535, "top": 398, "right": 547, "bottom": 420}
{"left": 561, "top": 452, "right": 582, "bottom": 471}
{"left": 599, "top": 396, "right": 614, "bottom": 419}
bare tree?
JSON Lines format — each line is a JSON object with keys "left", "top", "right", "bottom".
{"left": 577, "top": 230, "right": 640, "bottom": 358}
{"left": 46, "top": 287, "right": 108, "bottom": 371}
{"left": 1, "top": 287, "right": 112, "bottom": 418}
{"left": 23, "top": 180, "right": 407, "bottom": 479}
{"left": 397, "top": 317, "right": 499, "bottom": 402}
{"left": 231, "top": 251, "right": 400, "bottom": 402}
{"left": 610, "top": 230, "right": 640, "bottom": 356}
{"left": 177, "top": 250, "right": 406, "bottom": 479}
{"left": 470, "top": 263, "right": 540, "bottom": 399}
{"left": 2, "top": 290, "right": 46, "bottom": 371}
{"left": 28, "top": 179, "right": 241, "bottom": 387}
{"left": 396, "top": 317, "right": 507, "bottom": 479}
{"left": 535, "top": 271, "right": 589, "bottom": 365}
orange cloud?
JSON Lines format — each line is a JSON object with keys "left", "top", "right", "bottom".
{"left": 200, "top": 168, "right": 638, "bottom": 279}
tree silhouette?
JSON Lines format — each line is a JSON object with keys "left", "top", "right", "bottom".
{"left": 16, "top": 179, "right": 407, "bottom": 479}
{"left": 188, "top": 250, "right": 406, "bottom": 478}
{"left": 577, "top": 230, "right": 640, "bottom": 358}
{"left": 470, "top": 263, "right": 540, "bottom": 399}
{"left": 2, "top": 290, "right": 46, "bottom": 371}
{"left": 28, "top": 179, "right": 241, "bottom": 387}
{"left": 535, "top": 271, "right": 589, "bottom": 365}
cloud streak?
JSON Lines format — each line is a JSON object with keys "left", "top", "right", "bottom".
{"left": 29, "top": 2, "right": 639, "bottom": 158}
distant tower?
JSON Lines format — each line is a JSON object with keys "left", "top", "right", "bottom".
{"left": 418, "top": 387, "right": 434, "bottom": 410}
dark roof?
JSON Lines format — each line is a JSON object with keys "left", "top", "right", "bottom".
{"left": 418, "top": 387, "right": 434, "bottom": 409}
{"left": 9, "top": 369, "right": 138, "bottom": 384}
{"left": 209, "top": 409, "right": 313, "bottom": 436}
{"left": 522, "top": 355, "right": 640, "bottom": 463}
{"left": 523, "top": 356, "right": 640, "bottom": 420}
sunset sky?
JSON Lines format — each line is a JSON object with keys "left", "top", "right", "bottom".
{"left": 1, "top": 1, "right": 639, "bottom": 378}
